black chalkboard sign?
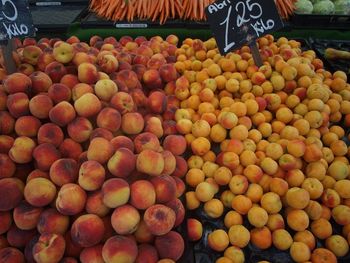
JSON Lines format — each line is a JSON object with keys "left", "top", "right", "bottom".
{"left": 0, "top": 0, "right": 35, "bottom": 40}
{"left": 205, "top": 0, "right": 284, "bottom": 55}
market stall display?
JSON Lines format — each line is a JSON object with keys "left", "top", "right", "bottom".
{"left": 0, "top": 0, "right": 350, "bottom": 262}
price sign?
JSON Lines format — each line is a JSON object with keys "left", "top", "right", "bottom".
{"left": 0, "top": 0, "right": 35, "bottom": 40}
{"left": 205, "top": 0, "right": 283, "bottom": 55}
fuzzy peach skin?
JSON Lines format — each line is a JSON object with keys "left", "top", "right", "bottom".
{"left": 56, "top": 183, "right": 86, "bottom": 215}
{"left": 102, "top": 235, "right": 138, "bottom": 263}
{"left": 102, "top": 178, "right": 130, "bottom": 208}
{"left": 71, "top": 214, "right": 105, "bottom": 248}
{"left": 32, "top": 233, "right": 66, "bottom": 263}
{"left": 143, "top": 204, "right": 176, "bottom": 236}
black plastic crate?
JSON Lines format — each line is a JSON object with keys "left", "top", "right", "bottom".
{"left": 290, "top": 14, "right": 350, "bottom": 30}
{"left": 310, "top": 39, "right": 350, "bottom": 79}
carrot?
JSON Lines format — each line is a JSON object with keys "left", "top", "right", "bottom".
{"left": 193, "top": 0, "right": 198, "bottom": 20}
{"left": 199, "top": 0, "right": 204, "bottom": 20}
{"left": 170, "top": 0, "right": 175, "bottom": 18}
{"left": 175, "top": 0, "right": 183, "bottom": 18}
{"left": 165, "top": 0, "right": 169, "bottom": 22}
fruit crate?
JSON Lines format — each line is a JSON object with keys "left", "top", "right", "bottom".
{"left": 290, "top": 14, "right": 350, "bottom": 30}
{"left": 310, "top": 39, "right": 350, "bottom": 80}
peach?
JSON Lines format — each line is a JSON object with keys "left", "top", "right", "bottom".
{"left": 261, "top": 192, "right": 282, "bottom": 214}
{"left": 71, "top": 214, "right": 104, "bottom": 247}
{"left": 74, "top": 93, "right": 101, "bottom": 118}
{"left": 37, "top": 123, "right": 64, "bottom": 147}
{"left": 78, "top": 160, "right": 105, "bottom": 191}
{"left": 64, "top": 230, "right": 83, "bottom": 258}
{"left": 32, "top": 233, "right": 65, "bottom": 263}
{"left": 80, "top": 245, "right": 104, "bottom": 263}
{"left": 0, "top": 111, "right": 15, "bottom": 135}
{"left": 37, "top": 208, "right": 69, "bottom": 235}
{"left": 332, "top": 205, "right": 350, "bottom": 225}
{"left": 72, "top": 83, "right": 93, "bottom": 101}
{"left": 85, "top": 191, "right": 110, "bottom": 217}
{"left": 144, "top": 204, "right": 176, "bottom": 236}
{"left": 67, "top": 117, "right": 93, "bottom": 143}
{"left": 0, "top": 153, "right": 16, "bottom": 178}
{"left": 224, "top": 210, "right": 243, "bottom": 229}
{"left": 45, "top": 61, "right": 67, "bottom": 83}
{"left": 77, "top": 63, "right": 98, "bottom": 84}
{"left": 287, "top": 209, "right": 309, "bottom": 231}
{"left": 96, "top": 107, "right": 121, "bottom": 133}
{"left": 136, "top": 149, "right": 164, "bottom": 176}
{"left": 37, "top": 50, "right": 55, "bottom": 72}
{"left": 147, "top": 91, "right": 167, "bottom": 114}
{"left": 250, "top": 226, "right": 272, "bottom": 250}
{"left": 0, "top": 247, "right": 25, "bottom": 263}
{"left": 325, "top": 235, "right": 349, "bottom": 257}
{"left": 110, "top": 136, "right": 134, "bottom": 152}
{"left": 13, "top": 201, "right": 42, "bottom": 230}
{"left": 130, "top": 180, "right": 156, "bottom": 210}
{"left": 107, "top": 148, "right": 136, "bottom": 178}
{"left": 49, "top": 101, "right": 76, "bottom": 127}
{"left": 151, "top": 175, "right": 177, "bottom": 204}
{"left": 102, "top": 235, "right": 138, "bottom": 263}
{"left": 33, "top": 143, "right": 61, "bottom": 171}
{"left": 171, "top": 155, "right": 188, "bottom": 178}
{"left": 286, "top": 187, "right": 310, "bottom": 209}
{"left": 102, "top": 178, "right": 130, "bottom": 208}
{"left": 6, "top": 92, "right": 30, "bottom": 118}
{"left": 110, "top": 92, "right": 135, "bottom": 114}
{"left": 98, "top": 54, "right": 119, "bottom": 74}
{"left": 121, "top": 112, "right": 145, "bottom": 135}
{"left": 111, "top": 204, "right": 140, "bottom": 235}
{"left": 145, "top": 116, "right": 164, "bottom": 138}
{"left": 155, "top": 231, "right": 184, "bottom": 261}
{"left": 14, "top": 116, "right": 41, "bottom": 138}
{"left": 60, "top": 74, "right": 79, "bottom": 89}
{"left": 6, "top": 224, "right": 37, "bottom": 248}
{"left": 23, "top": 177, "right": 56, "bottom": 207}
{"left": 0, "top": 211, "right": 12, "bottom": 234}
{"left": 311, "top": 248, "right": 337, "bottom": 263}
{"left": 59, "top": 139, "right": 83, "bottom": 161}
{"left": 278, "top": 154, "right": 298, "bottom": 171}
{"left": 163, "top": 135, "right": 187, "bottom": 156}
{"left": 86, "top": 137, "right": 113, "bottom": 165}
{"left": 134, "top": 132, "right": 160, "bottom": 153}
{"left": 56, "top": 183, "right": 86, "bottom": 215}
{"left": 48, "top": 83, "right": 71, "bottom": 103}
{"left": 0, "top": 135, "right": 14, "bottom": 154}
{"left": 4, "top": 72, "right": 32, "bottom": 94}
{"left": 135, "top": 244, "right": 158, "bottom": 263}
{"left": 29, "top": 94, "right": 53, "bottom": 119}
{"left": 48, "top": 158, "right": 78, "bottom": 186}
{"left": 203, "top": 198, "right": 224, "bottom": 219}
{"left": 134, "top": 219, "right": 154, "bottom": 244}
{"left": 23, "top": 45, "right": 43, "bottom": 65}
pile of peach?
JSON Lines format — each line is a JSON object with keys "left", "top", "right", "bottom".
{"left": 171, "top": 36, "right": 350, "bottom": 262}
{"left": 0, "top": 35, "right": 189, "bottom": 263}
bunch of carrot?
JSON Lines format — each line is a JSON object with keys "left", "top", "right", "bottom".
{"left": 275, "top": 0, "right": 297, "bottom": 20}
{"left": 89, "top": 0, "right": 215, "bottom": 24}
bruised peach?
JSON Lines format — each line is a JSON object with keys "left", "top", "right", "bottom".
{"left": 144, "top": 204, "right": 176, "bottom": 236}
